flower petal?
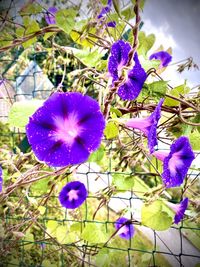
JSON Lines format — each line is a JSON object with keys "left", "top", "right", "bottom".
{"left": 45, "top": 7, "right": 58, "bottom": 25}
{"left": 147, "top": 98, "right": 164, "bottom": 153}
{"left": 174, "top": 198, "right": 189, "bottom": 224}
{"left": 114, "top": 217, "right": 134, "bottom": 240}
{"left": 26, "top": 92, "right": 105, "bottom": 167}
{"left": 162, "top": 136, "right": 195, "bottom": 187}
{"left": 98, "top": 0, "right": 112, "bottom": 19}
{"left": 117, "top": 53, "right": 147, "bottom": 100}
{"left": 59, "top": 181, "right": 87, "bottom": 209}
{"left": 108, "top": 40, "right": 131, "bottom": 82}
{"left": 149, "top": 51, "right": 172, "bottom": 68}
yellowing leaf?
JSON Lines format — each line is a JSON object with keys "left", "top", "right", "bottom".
{"left": 141, "top": 200, "right": 174, "bottom": 231}
{"left": 104, "top": 122, "right": 119, "bottom": 139}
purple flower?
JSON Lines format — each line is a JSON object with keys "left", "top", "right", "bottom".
{"left": 167, "top": 198, "right": 189, "bottom": 224}
{"left": 153, "top": 136, "right": 195, "bottom": 188}
{"left": 114, "top": 217, "right": 134, "bottom": 240}
{"left": 45, "top": 7, "right": 58, "bottom": 25}
{"left": 149, "top": 51, "right": 172, "bottom": 68}
{"left": 98, "top": 0, "right": 112, "bottom": 19}
{"left": 106, "top": 21, "right": 116, "bottom": 28}
{"left": 125, "top": 98, "right": 164, "bottom": 154}
{"left": 0, "top": 166, "right": 2, "bottom": 192}
{"left": 117, "top": 52, "right": 147, "bottom": 100}
{"left": 108, "top": 40, "right": 147, "bottom": 100}
{"left": 59, "top": 181, "right": 87, "bottom": 209}
{"left": 26, "top": 92, "right": 105, "bottom": 167}
{"left": 108, "top": 40, "right": 131, "bottom": 82}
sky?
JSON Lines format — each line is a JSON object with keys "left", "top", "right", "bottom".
{"left": 141, "top": 0, "right": 200, "bottom": 87}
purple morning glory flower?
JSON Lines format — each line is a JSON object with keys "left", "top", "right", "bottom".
{"left": 45, "top": 7, "right": 58, "bottom": 25}
{"left": 125, "top": 98, "right": 164, "bottom": 154}
{"left": 149, "top": 51, "right": 172, "bottom": 68}
{"left": 59, "top": 181, "right": 87, "bottom": 209}
{"left": 26, "top": 92, "right": 105, "bottom": 167}
{"left": 153, "top": 136, "right": 195, "bottom": 188}
{"left": 98, "top": 0, "right": 112, "bottom": 19}
{"left": 108, "top": 40, "right": 147, "bottom": 100}
{"left": 117, "top": 52, "right": 147, "bottom": 100}
{"left": 0, "top": 166, "right": 2, "bottom": 192}
{"left": 108, "top": 40, "right": 131, "bottom": 82}
{"left": 114, "top": 217, "right": 134, "bottom": 240}
{"left": 167, "top": 198, "right": 189, "bottom": 224}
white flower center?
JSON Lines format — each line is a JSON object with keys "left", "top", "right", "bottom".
{"left": 168, "top": 151, "right": 183, "bottom": 176}
{"left": 54, "top": 113, "right": 82, "bottom": 144}
{"left": 68, "top": 189, "right": 79, "bottom": 201}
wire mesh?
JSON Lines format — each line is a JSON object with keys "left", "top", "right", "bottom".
{"left": 0, "top": 50, "right": 200, "bottom": 267}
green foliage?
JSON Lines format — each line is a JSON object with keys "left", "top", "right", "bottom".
{"left": 69, "top": 47, "right": 106, "bottom": 67}
{"left": 112, "top": 0, "right": 121, "bottom": 16}
{"left": 16, "top": 18, "right": 40, "bottom": 48}
{"left": 141, "top": 200, "right": 174, "bottom": 231}
{"left": 165, "top": 82, "right": 190, "bottom": 106}
{"left": 20, "top": 3, "right": 42, "bottom": 15}
{"left": 104, "top": 121, "right": 119, "bottom": 139}
{"left": 148, "top": 80, "right": 168, "bottom": 97}
{"left": 189, "top": 130, "right": 200, "bottom": 151}
{"left": 138, "top": 32, "right": 155, "bottom": 56}
{"left": 81, "top": 223, "right": 109, "bottom": 243}
{"left": 8, "top": 100, "right": 43, "bottom": 130}
{"left": 112, "top": 173, "right": 135, "bottom": 190}
{"left": 55, "top": 9, "right": 77, "bottom": 35}
{"left": 88, "top": 144, "right": 105, "bottom": 163}
{"left": 138, "top": 80, "right": 168, "bottom": 101}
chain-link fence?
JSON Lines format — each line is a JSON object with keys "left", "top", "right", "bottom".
{"left": 0, "top": 47, "right": 200, "bottom": 267}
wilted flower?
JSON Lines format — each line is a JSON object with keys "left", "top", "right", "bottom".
{"left": 149, "top": 51, "right": 172, "bottom": 68}
{"left": 45, "top": 7, "right": 58, "bottom": 25}
{"left": 0, "top": 166, "right": 2, "bottom": 192}
{"left": 153, "top": 136, "right": 195, "bottom": 187}
{"left": 108, "top": 40, "right": 146, "bottom": 100}
{"left": 98, "top": 0, "right": 112, "bottom": 19}
{"left": 59, "top": 181, "right": 87, "bottom": 209}
{"left": 167, "top": 198, "right": 189, "bottom": 224}
{"left": 26, "top": 92, "right": 105, "bottom": 167}
{"left": 125, "top": 98, "right": 164, "bottom": 153}
{"left": 114, "top": 217, "right": 134, "bottom": 240}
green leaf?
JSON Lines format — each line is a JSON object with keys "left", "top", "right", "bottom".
{"left": 71, "top": 47, "right": 106, "bottom": 67}
{"left": 43, "top": 32, "right": 55, "bottom": 41}
{"left": 55, "top": 9, "right": 77, "bottom": 34}
{"left": 141, "top": 200, "right": 174, "bottom": 231}
{"left": 141, "top": 58, "right": 160, "bottom": 72}
{"left": 148, "top": 80, "right": 168, "bottom": 97}
{"left": 20, "top": 3, "right": 42, "bottom": 14}
{"left": 112, "top": 174, "right": 135, "bottom": 190}
{"left": 81, "top": 223, "right": 109, "bottom": 243}
{"left": 30, "top": 177, "right": 49, "bottom": 194}
{"left": 112, "top": 0, "right": 121, "bottom": 16}
{"left": 189, "top": 130, "right": 200, "bottom": 151}
{"left": 88, "top": 144, "right": 105, "bottom": 163}
{"left": 104, "top": 121, "right": 119, "bottom": 139}
{"left": 121, "top": 5, "right": 135, "bottom": 20}
{"left": 165, "top": 82, "right": 190, "bottom": 106}
{"left": 192, "top": 113, "right": 200, "bottom": 134}
{"left": 18, "top": 18, "right": 40, "bottom": 48}
{"left": 138, "top": 32, "right": 155, "bottom": 56}
{"left": 95, "top": 248, "right": 111, "bottom": 267}
{"left": 8, "top": 100, "right": 43, "bottom": 130}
